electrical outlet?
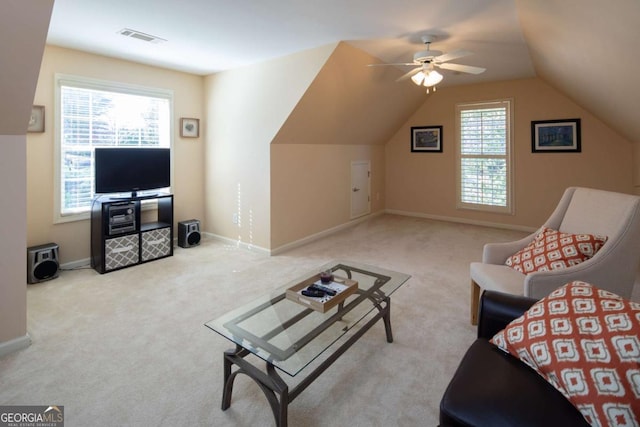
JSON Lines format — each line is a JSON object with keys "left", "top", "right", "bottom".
{"left": 232, "top": 213, "right": 239, "bottom": 224}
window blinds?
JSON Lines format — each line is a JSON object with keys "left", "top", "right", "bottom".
{"left": 459, "top": 104, "right": 509, "bottom": 208}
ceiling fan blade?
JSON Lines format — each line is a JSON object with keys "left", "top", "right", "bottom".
{"left": 435, "top": 49, "right": 473, "bottom": 63}
{"left": 438, "top": 62, "right": 486, "bottom": 75}
{"left": 396, "top": 67, "right": 422, "bottom": 82}
{"left": 368, "top": 62, "right": 418, "bottom": 67}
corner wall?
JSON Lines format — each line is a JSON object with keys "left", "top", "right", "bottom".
{"left": 386, "top": 77, "right": 634, "bottom": 228}
{"left": 28, "top": 46, "right": 206, "bottom": 264}
{"left": 0, "top": 137, "right": 29, "bottom": 349}
{"left": 203, "top": 44, "right": 337, "bottom": 250}
{"left": 270, "top": 144, "right": 385, "bottom": 249}
{"left": 0, "top": 0, "right": 53, "bottom": 354}
{"left": 269, "top": 42, "right": 425, "bottom": 249}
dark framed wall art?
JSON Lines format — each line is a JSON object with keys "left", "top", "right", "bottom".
{"left": 531, "top": 118, "right": 581, "bottom": 153}
{"left": 411, "top": 125, "right": 443, "bottom": 152}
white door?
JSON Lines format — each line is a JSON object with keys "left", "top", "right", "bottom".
{"left": 351, "top": 161, "right": 371, "bottom": 219}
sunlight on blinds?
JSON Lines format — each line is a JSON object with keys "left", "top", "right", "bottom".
{"left": 458, "top": 103, "right": 510, "bottom": 209}
{"left": 460, "top": 158, "right": 507, "bottom": 206}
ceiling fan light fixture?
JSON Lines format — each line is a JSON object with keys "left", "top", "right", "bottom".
{"left": 411, "top": 69, "right": 443, "bottom": 88}
{"left": 410, "top": 72, "right": 425, "bottom": 85}
{"left": 422, "top": 70, "right": 443, "bottom": 87}
{"left": 371, "top": 34, "right": 483, "bottom": 95}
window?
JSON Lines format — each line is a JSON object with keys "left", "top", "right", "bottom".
{"left": 54, "top": 75, "right": 172, "bottom": 222}
{"left": 456, "top": 99, "right": 513, "bottom": 213}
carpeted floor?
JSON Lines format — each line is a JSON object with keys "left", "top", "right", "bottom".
{"left": 1, "top": 214, "right": 637, "bottom": 426}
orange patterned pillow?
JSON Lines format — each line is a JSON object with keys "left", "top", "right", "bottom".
{"left": 491, "top": 281, "right": 640, "bottom": 426}
{"left": 505, "top": 227, "right": 607, "bottom": 274}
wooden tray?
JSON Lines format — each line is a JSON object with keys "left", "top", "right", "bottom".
{"left": 285, "top": 274, "right": 358, "bottom": 313}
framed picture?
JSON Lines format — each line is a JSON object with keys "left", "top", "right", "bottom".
{"left": 28, "top": 105, "right": 45, "bottom": 133}
{"left": 411, "top": 125, "right": 443, "bottom": 152}
{"left": 180, "top": 118, "right": 199, "bottom": 138}
{"left": 531, "top": 118, "right": 581, "bottom": 152}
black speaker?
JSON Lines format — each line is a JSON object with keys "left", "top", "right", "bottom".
{"left": 178, "top": 219, "right": 201, "bottom": 248}
{"left": 27, "top": 243, "right": 60, "bottom": 284}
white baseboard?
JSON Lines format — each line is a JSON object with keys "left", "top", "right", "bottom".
{"left": 201, "top": 233, "right": 271, "bottom": 255}
{"left": 203, "top": 211, "right": 383, "bottom": 256}
{"left": 384, "top": 209, "right": 537, "bottom": 233}
{"left": 60, "top": 258, "right": 91, "bottom": 270}
{"left": 269, "top": 211, "right": 384, "bottom": 255}
{"left": 0, "top": 334, "right": 31, "bottom": 357}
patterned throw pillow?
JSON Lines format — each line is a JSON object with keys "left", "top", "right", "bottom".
{"left": 505, "top": 227, "right": 607, "bottom": 274}
{"left": 490, "top": 281, "right": 640, "bottom": 427}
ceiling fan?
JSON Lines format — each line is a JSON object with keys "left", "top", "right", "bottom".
{"left": 369, "top": 35, "right": 486, "bottom": 93}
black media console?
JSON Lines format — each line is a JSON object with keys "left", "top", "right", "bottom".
{"left": 91, "top": 193, "right": 173, "bottom": 274}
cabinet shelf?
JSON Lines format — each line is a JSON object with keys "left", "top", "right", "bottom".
{"left": 91, "top": 193, "right": 173, "bottom": 274}
{"left": 141, "top": 222, "right": 171, "bottom": 232}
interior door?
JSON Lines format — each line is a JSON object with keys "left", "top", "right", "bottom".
{"left": 351, "top": 161, "right": 371, "bottom": 219}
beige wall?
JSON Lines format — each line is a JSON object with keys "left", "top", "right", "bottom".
{"left": 28, "top": 46, "right": 206, "bottom": 264}
{"left": 268, "top": 42, "right": 423, "bottom": 250}
{"left": 270, "top": 144, "right": 385, "bottom": 249}
{"left": 0, "top": 136, "right": 29, "bottom": 345}
{"left": 634, "top": 144, "right": 640, "bottom": 192}
{"left": 203, "top": 44, "right": 337, "bottom": 250}
{"left": 386, "top": 77, "right": 634, "bottom": 228}
{"left": 1, "top": 0, "right": 53, "bottom": 352}
{"left": 23, "top": 47, "right": 637, "bottom": 263}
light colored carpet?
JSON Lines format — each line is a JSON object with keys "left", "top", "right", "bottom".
{"left": 1, "top": 214, "right": 637, "bottom": 426}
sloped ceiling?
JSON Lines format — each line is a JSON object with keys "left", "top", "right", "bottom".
{"left": 33, "top": 0, "right": 640, "bottom": 145}
{"left": 272, "top": 42, "right": 425, "bottom": 146}
{"left": 0, "top": 1, "right": 54, "bottom": 135}
{"left": 517, "top": 0, "right": 640, "bottom": 144}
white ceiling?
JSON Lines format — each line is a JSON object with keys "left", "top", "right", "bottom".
{"left": 46, "top": 0, "right": 535, "bottom": 86}
{"left": 44, "top": 0, "right": 640, "bottom": 144}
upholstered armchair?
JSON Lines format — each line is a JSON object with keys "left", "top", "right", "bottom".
{"left": 469, "top": 187, "right": 640, "bottom": 324}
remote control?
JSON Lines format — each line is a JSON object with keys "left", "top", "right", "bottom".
{"left": 302, "top": 289, "right": 325, "bottom": 298}
{"left": 309, "top": 284, "right": 337, "bottom": 296}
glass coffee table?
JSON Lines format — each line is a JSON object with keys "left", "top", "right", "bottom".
{"left": 205, "top": 260, "right": 410, "bottom": 427}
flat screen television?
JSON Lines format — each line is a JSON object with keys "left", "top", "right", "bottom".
{"left": 94, "top": 147, "right": 170, "bottom": 197}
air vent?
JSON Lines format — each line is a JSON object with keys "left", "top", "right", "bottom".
{"left": 118, "top": 28, "right": 166, "bottom": 44}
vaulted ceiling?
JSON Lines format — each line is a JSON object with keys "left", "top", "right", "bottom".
{"left": 516, "top": 0, "right": 640, "bottom": 144}
{"left": 31, "top": 0, "right": 640, "bottom": 143}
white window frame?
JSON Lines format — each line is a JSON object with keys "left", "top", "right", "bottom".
{"left": 455, "top": 99, "right": 514, "bottom": 214}
{"left": 54, "top": 74, "right": 174, "bottom": 223}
